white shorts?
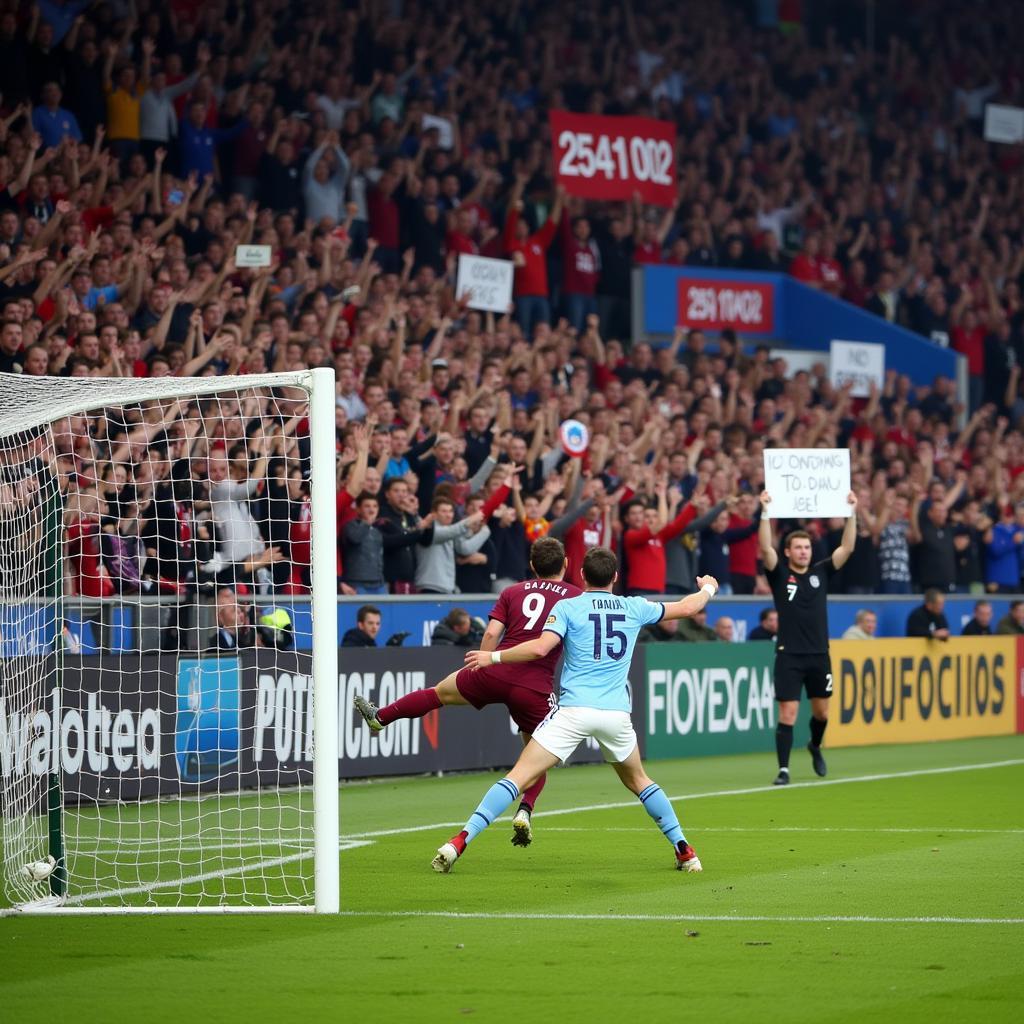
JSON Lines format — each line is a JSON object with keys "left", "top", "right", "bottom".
{"left": 531, "top": 706, "right": 638, "bottom": 765}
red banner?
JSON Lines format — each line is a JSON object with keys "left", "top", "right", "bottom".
{"left": 550, "top": 112, "right": 677, "bottom": 207}
{"left": 676, "top": 278, "right": 776, "bottom": 334}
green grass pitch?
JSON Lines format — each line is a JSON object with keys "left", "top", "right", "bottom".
{"left": 2, "top": 734, "right": 1023, "bottom": 1023}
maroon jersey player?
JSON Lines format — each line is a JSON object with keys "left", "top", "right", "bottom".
{"left": 354, "top": 537, "right": 580, "bottom": 846}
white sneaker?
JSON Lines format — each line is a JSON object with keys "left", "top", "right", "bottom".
{"left": 431, "top": 842, "right": 459, "bottom": 873}
{"left": 675, "top": 842, "right": 703, "bottom": 873}
{"left": 511, "top": 809, "right": 533, "bottom": 848}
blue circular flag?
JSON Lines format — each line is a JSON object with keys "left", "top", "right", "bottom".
{"left": 559, "top": 419, "right": 590, "bottom": 457}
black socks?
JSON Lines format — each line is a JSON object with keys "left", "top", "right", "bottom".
{"left": 809, "top": 716, "right": 828, "bottom": 748}
{"left": 775, "top": 722, "right": 794, "bottom": 769}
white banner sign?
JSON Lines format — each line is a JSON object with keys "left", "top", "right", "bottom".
{"left": 829, "top": 339, "right": 885, "bottom": 398}
{"left": 984, "top": 104, "right": 1024, "bottom": 144}
{"left": 422, "top": 113, "right": 455, "bottom": 150}
{"left": 763, "top": 448, "right": 851, "bottom": 519}
{"left": 456, "top": 255, "right": 514, "bottom": 314}
{"left": 235, "top": 244, "right": 272, "bottom": 268}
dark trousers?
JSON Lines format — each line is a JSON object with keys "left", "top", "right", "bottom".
{"left": 515, "top": 295, "right": 551, "bottom": 340}
{"left": 597, "top": 294, "right": 632, "bottom": 343}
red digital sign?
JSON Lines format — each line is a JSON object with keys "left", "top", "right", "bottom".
{"left": 551, "top": 111, "right": 677, "bottom": 208}
{"left": 676, "top": 278, "right": 776, "bottom": 334}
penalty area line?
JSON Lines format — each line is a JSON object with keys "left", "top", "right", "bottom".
{"left": 338, "top": 909, "right": 1024, "bottom": 926}
{"left": 341, "top": 757, "right": 1024, "bottom": 841}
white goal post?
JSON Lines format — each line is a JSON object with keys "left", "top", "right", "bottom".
{"left": 0, "top": 368, "right": 339, "bottom": 914}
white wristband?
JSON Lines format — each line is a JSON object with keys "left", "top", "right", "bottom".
{"left": 701, "top": 583, "right": 717, "bottom": 598}
{"left": 491, "top": 651, "right": 502, "bottom": 664}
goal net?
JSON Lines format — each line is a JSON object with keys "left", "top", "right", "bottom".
{"left": 0, "top": 369, "right": 338, "bottom": 914}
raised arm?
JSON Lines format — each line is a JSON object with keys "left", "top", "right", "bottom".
{"left": 525, "top": 408, "right": 546, "bottom": 470}
{"left": 657, "top": 489, "right": 702, "bottom": 542}
{"left": 940, "top": 472, "right": 966, "bottom": 512}
{"left": 150, "top": 148, "right": 165, "bottom": 215}
{"left": 344, "top": 424, "right": 371, "bottom": 498}
{"left": 1006, "top": 365, "right": 1021, "bottom": 412}
{"left": 660, "top": 575, "right": 720, "bottom": 622}
{"left": 830, "top": 492, "right": 859, "bottom": 570}
{"left": 629, "top": 419, "right": 660, "bottom": 461}
{"left": 723, "top": 505, "right": 762, "bottom": 543}
{"left": 656, "top": 199, "right": 678, "bottom": 245}
{"left": 907, "top": 486, "right": 924, "bottom": 545}
{"left": 758, "top": 491, "right": 778, "bottom": 571}
{"left": 30, "top": 249, "right": 72, "bottom": 306}
{"left": 503, "top": 173, "right": 526, "bottom": 249}
{"left": 548, "top": 497, "right": 594, "bottom": 540}
{"left": 108, "top": 399, "right": 185, "bottom": 466}
{"left": 112, "top": 172, "right": 152, "bottom": 216}
{"left": 8, "top": 138, "right": 38, "bottom": 198}
{"left": 303, "top": 141, "right": 329, "bottom": 185}
{"left": 464, "top": 443, "right": 498, "bottom": 494}
{"left": 427, "top": 511, "right": 484, "bottom": 545}
{"left": 146, "top": 291, "right": 184, "bottom": 353}
{"left": 140, "top": 36, "right": 155, "bottom": 89}
{"left": 685, "top": 496, "right": 725, "bottom": 535}
{"left": 548, "top": 185, "right": 565, "bottom": 230}
{"left": 871, "top": 491, "right": 893, "bottom": 542}
{"left": 102, "top": 39, "right": 117, "bottom": 91}
{"left": 120, "top": 253, "right": 145, "bottom": 315}
{"left": 179, "top": 333, "right": 228, "bottom": 377}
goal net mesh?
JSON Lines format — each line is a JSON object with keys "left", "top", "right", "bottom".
{"left": 0, "top": 371, "right": 326, "bottom": 910}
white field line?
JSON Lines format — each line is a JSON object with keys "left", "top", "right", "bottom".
{"left": 63, "top": 840, "right": 370, "bottom": 906}
{"left": 337, "top": 910, "right": 1024, "bottom": 926}
{"left": 340, "top": 757, "right": 1024, "bottom": 841}
{"left": 72, "top": 824, "right": 1024, "bottom": 862}
{"left": 537, "top": 826, "right": 1024, "bottom": 834}
{"left": 64, "top": 853, "right": 307, "bottom": 905}
{"left": 58, "top": 756, "right": 1024, "bottom": 907}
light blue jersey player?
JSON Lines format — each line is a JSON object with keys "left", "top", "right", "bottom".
{"left": 552, "top": 589, "right": 664, "bottom": 712}
{"left": 431, "top": 546, "right": 720, "bottom": 875}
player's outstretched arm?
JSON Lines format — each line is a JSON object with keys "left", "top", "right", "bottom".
{"left": 757, "top": 491, "right": 778, "bottom": 571}
{"left": 464, "top": 632, "right": 560, "bottom": 669}
{"left": 661, "top": 576, "right": 719, "bottom": 622}
{"left": 831, "top": 491, "right": 859, "bottom": 570}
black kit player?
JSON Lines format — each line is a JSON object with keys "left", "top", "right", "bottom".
{"left": 757, "top": 490, "right": 857, "bottom": 785}
{"left": 353, "top": 536, "right": 581, "bottom": 846}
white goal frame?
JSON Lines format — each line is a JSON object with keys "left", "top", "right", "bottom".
{"left": 0, "top": 368, "right": 339, "bottom": 915}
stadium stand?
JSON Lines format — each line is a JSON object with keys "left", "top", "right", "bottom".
{"left": 2, "top": 0, "right": 1024, "bottom": 604}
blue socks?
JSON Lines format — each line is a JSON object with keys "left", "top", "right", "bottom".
{"left": 638, "top": 783, "right": 685, "bottom": 846}
{"left": 464, "top": 777, "right": 520, "bottom": 844}
{"left": 461, "top": 778, "right": 683, "bottom": 850}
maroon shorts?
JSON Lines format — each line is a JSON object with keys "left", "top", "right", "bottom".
{"left": 454, "top": 665, "right": 555, "bottom": 733}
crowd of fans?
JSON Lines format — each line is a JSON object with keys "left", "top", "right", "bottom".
{"left": 3, "top": 0, "right": 1024, "bottom": 624}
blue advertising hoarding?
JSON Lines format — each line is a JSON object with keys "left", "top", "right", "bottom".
{"left": 632, "top": 265, "right": 958, "bottom": 387}
{"left": 15, "top": 594, "right": 1014, "bottom": 656}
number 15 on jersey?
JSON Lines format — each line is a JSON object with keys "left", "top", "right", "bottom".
{"left": 588, "top": 613, "right": 627, "bottom": 661}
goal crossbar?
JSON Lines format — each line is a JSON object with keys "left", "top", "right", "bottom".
{"left": 0, "top": 370, "right": 314, "bottom": 440}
